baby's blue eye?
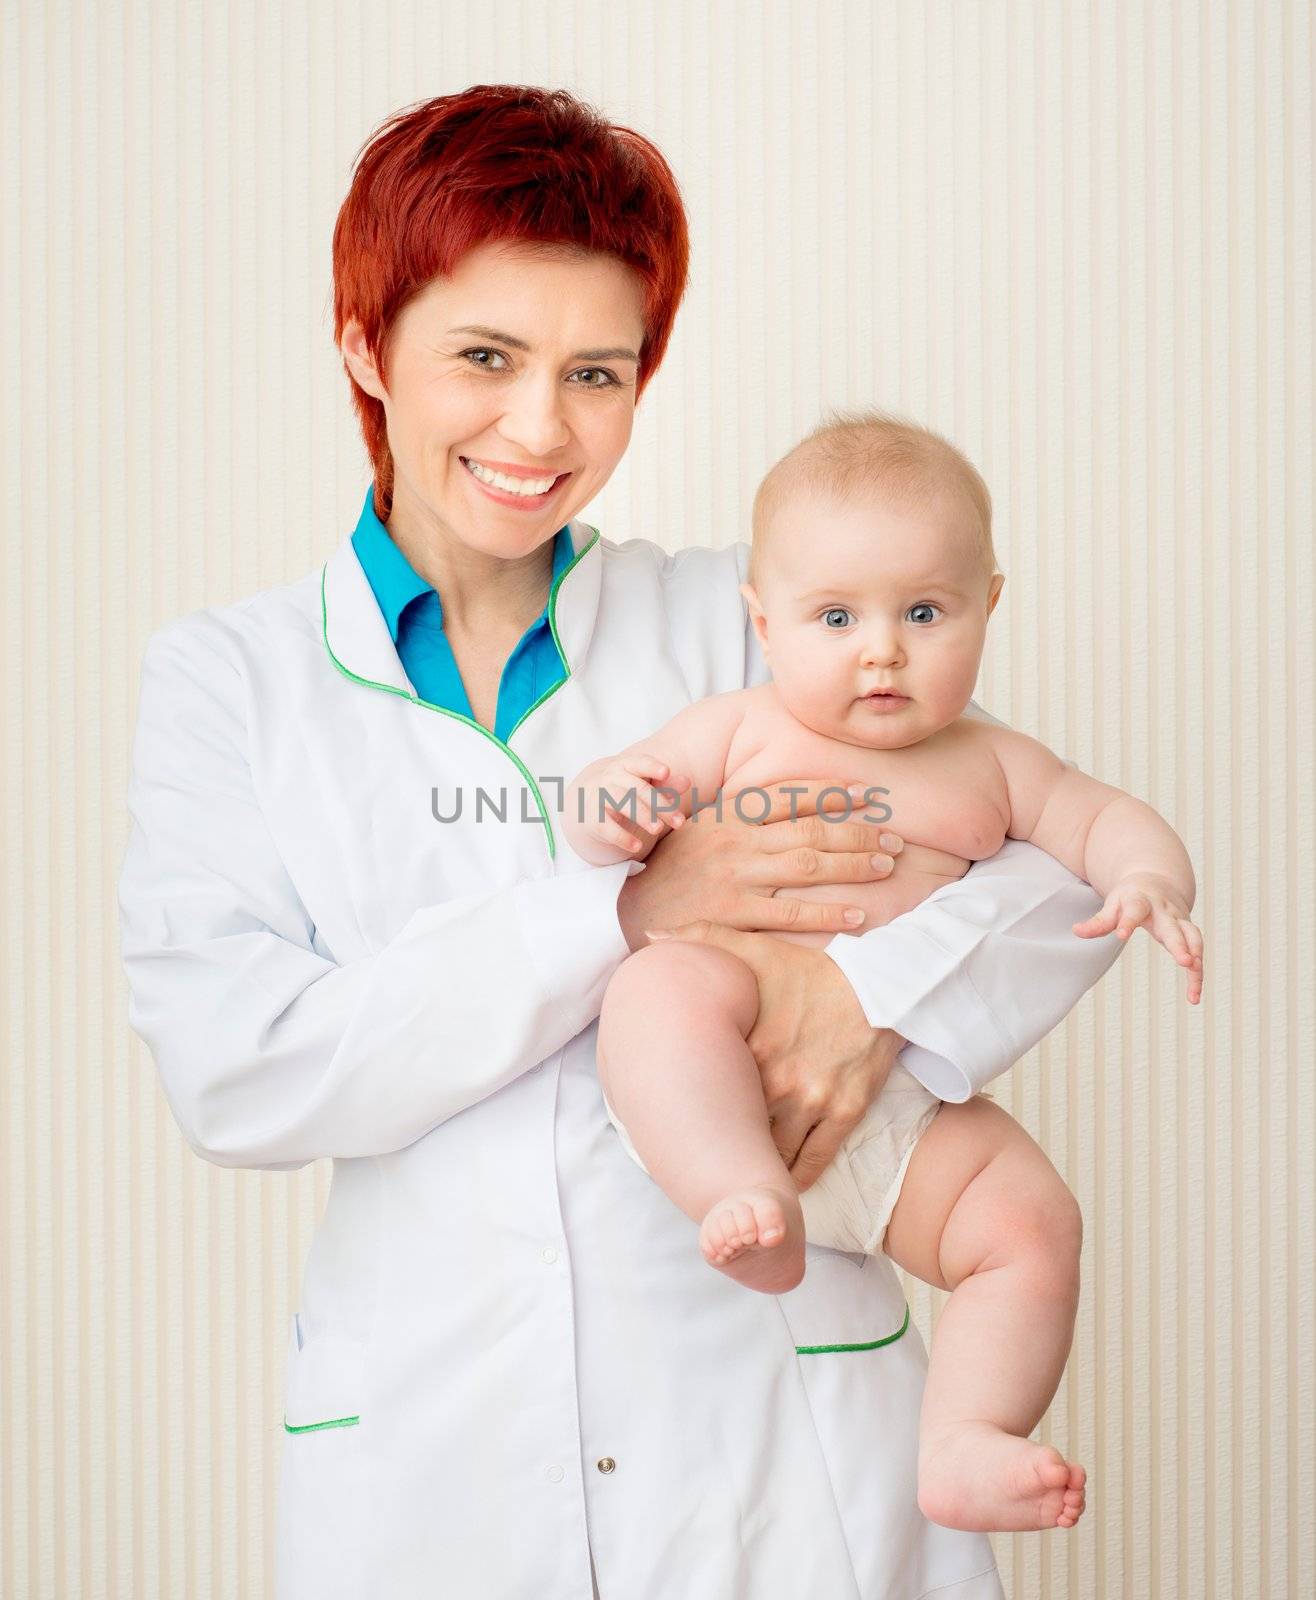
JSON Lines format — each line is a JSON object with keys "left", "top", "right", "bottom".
{"left": 822, "top": 608, "right": 854, "bottom": 629}
{"left": 906, "top": 603, "right": 941, "bottom": 625}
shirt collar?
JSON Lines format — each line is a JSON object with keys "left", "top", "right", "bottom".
{"left": 350, "top": 483, "right": 574, "bottom": 641}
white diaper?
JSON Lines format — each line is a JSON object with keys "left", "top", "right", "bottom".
{"left": 602, "top": 1058, "right": 942, "bottom": 1257}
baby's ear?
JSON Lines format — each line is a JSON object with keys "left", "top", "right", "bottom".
{"left": 986, "top": 573, "right": 1006, "bottom": 615}
{"left": 739, "top": 583, "right": 770, "bottom": 650}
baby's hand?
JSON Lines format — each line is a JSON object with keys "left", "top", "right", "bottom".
{"left": 1073, "top": 873, "right": 1205, "bottom": 1004}
{"left": 575, "top": 754, "right": 691, "bottom": 857}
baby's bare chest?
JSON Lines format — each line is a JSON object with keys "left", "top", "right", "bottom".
{"left": 722, "top": 702, "right": 1011, "bottom": 863}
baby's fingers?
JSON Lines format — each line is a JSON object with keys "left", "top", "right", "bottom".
{"left": 1073, "top": 894, "right": 1121, "bottom": 939}
{"left": 1113, "top": 894, "right": 1152, "bottom": 940}
{"left": 1181, "top": 920, "right": 1205, "bottom": 1004}
{"left": 620, "top": 753, "right": 670, "bottom": 784}
{"left": 626, "top": 779, "right": 692, "bottom": 837}
{"left": 595, "top": 813, "right": 646, "bottom": 853}
{"left": 1151, "top": 904, "right": 1191, "bottom": 962}
{"left": 1074, "top": 886, "right": 1148, "bottom": 939}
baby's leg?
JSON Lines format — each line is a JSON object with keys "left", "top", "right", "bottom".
{"left": 597, "top": 941, "right": 806, "bottom": 1294}
{"left": 882, "top": 1095, "right": 1088, "bottom": 1534}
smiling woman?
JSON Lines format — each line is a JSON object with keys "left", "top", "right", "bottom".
{"left": 339, "top": 241, "right": 646, "bottom": 574}
{"left": 118, "top": 83, "right": 1121, "bottom": 1600}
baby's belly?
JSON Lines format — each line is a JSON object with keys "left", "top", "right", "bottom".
{"left": 718, "top": 724, "right": 1006, "bottom": 947}
{"left": 768, "top": 844, "right": 973, "bottom": 949}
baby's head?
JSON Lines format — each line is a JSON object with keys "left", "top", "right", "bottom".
{"left": 742, "top": 411, "right": 1005, "bottom": 750}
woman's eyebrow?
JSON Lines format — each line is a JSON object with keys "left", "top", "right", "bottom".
{"left": 448, "top": 324, "right": 640, "bottom": 362}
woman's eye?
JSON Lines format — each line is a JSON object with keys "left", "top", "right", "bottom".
{"left": 906, "top": 603, "right": 941, "bottom": 625}
{"left": 822, "top": 608, "right": 854, "bottom": 629}
{"left": 460, "top": 351, "right": 618, "bottom": 387}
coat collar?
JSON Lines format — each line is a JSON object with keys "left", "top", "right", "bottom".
{"left": 321, "top": 490, "right": 605, "bottom": 698}
{"left": 349, "top": 485, "right": 576, "bottom": 642}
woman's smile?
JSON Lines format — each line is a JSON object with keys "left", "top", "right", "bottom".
{"left": 459, "top": 453, "right": 573, "bottom": 508}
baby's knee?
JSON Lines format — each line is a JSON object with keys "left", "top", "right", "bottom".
{"left": 998, "top": 1166, "right": 1083, "bottom": 1290}
{"left": 601, "top": 940, "right": 759, "bottom": 1029}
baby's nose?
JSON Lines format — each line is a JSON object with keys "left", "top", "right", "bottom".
{"left": 861, "top": 633, "right": 904, "bottom": 667}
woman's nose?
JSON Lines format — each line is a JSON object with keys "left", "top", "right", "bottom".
{"left": 496, "top": 378, "right": 571, "bottom": 457}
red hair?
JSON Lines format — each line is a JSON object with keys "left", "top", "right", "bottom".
{"left": 332, "top": 85, "right": 691, "bottom": 517}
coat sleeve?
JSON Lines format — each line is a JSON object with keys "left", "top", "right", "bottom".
{"left": 118, "top": 621, "right": 633, "bottom": 1171}
{"left": 721, "top": 543, "right": 1125, "bottom": 1101}
{"left": 823, "top": 839, "right": 1124, "bottom": 1102}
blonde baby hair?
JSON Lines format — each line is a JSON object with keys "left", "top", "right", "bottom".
{"left": 748, "top": 409, "right": 999, "bottom": 589}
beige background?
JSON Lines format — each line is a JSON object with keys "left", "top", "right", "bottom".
{"left": 2, "top": 1, "right": 1312, "bottom": 1596}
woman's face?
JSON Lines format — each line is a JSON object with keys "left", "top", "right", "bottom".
{"left": 341, "top": 240, "right": 648, "bottom": 560}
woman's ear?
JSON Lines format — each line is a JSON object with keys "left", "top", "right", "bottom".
{"left": 340, "top": 318, "right": 387, "bottom": 402}
{"left": 739, "top": 583, "right": 771, "bottom": 654}
{"left": 986, "top": 572, "right": 1005, "bottom": 615}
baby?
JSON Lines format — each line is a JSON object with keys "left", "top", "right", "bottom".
{"left": 563, "top": 412, "right": 1203, "bottom": 1536}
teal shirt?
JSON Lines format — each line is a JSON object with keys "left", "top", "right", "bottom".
{"left": 351, "top": 485, "right": 573, "bottom": 743}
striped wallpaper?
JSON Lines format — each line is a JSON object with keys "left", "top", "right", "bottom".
{"left": 2, "top": 1, "right": 1311, "bottom": 1596}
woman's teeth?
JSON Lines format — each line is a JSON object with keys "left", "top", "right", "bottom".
{"left": 463, "top": 458, "right": 559, "bottom": 496}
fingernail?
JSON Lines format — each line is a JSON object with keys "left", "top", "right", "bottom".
{"left": 871, "top": 854, "right": 893, "bottom": 872}
{"left": 879, "top": 833, "right": 902, "bottom": 852}
{"left": 645, "top": 928, "right": 673, "bottom": 941}
{"left": 843, "top": 908, "right": 865, "bottom": 925}
{"left": 846, "top": 783, "right": 868, "bottom": 797}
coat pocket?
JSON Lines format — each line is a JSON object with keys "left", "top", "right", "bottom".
{"left": 776, "top": 1245, "right": 911, "bottom": 1355}
{"left": 282, "top": 1313, "right": 367, "bottom": 1433}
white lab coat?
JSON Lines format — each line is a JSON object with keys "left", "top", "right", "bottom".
{"left": 119, "top": 514, "right": 1119, "bottom": 1599}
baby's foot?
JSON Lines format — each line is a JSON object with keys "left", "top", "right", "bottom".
{"left": 698, "top": 1185, "right": 805, "bottom": 1295}
{"left": 917, "top": 1421, "right": 1087, "bottom": 1532}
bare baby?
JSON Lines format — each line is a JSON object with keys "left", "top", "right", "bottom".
{"left": 564, "top": 413, "right": 1203, "bottom": 1535}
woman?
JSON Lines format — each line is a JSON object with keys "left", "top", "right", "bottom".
{"left": 119, "top": 87, "right": 1116, "bottom": 1598}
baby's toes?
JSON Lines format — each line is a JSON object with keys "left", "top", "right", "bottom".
{"left": 1056, "top": 1462, "right": 1087, "bottom": 1526}
{"left": 1035, "top": 1448, "right": 1072, "bottom": 1492}
{"left": 751, "top": 1193, "right": 787, "bottom": 1244}
{"left": 699, "top": 1211, "right": 735, "bottom": 1262}
{"left": 729, "top": 1199, "right": 763, "bottom": 1243}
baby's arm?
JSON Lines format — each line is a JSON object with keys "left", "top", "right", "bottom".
{"left": 563, "top": 691, "right": 751, "bottom": 867}
{"left": 988, "top": 727, "right": 1205, "bottom": 1003}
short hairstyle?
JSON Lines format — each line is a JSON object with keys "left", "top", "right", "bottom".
{"left": 748, "top": 409, "right": 998, "bottom": 587}
{"left": 333, "top": 85, "right": 691, "bottom": 516}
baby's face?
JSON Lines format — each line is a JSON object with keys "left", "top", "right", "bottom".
{"left": 743, "top": 489, "right": 1003, "bottom": 750}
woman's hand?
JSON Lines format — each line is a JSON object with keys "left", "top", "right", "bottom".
{"left": 615, "top": 780, "right": 903, "bottom": 951}
{"left": 649, "top": 925, "right": 904, "bottom": 1191}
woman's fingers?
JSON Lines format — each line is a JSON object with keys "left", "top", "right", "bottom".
{"left": 753, "top": 779, "right": 856, "bottom": 825}
{"left": 752, "top": 813, "right": 904, "bottom": 874}
{"left": 750, "top": 779, "right": 898, "bottom": 833}
{"left": 751, "top": 892, "right": 869, "bottom": 933}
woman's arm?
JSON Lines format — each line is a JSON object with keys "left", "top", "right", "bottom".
{"left": 822, "top": 839, "right": 1125, "bottom": 1103}
{"left": 119, "top": 622, "right": 636, "bottom": 1171}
